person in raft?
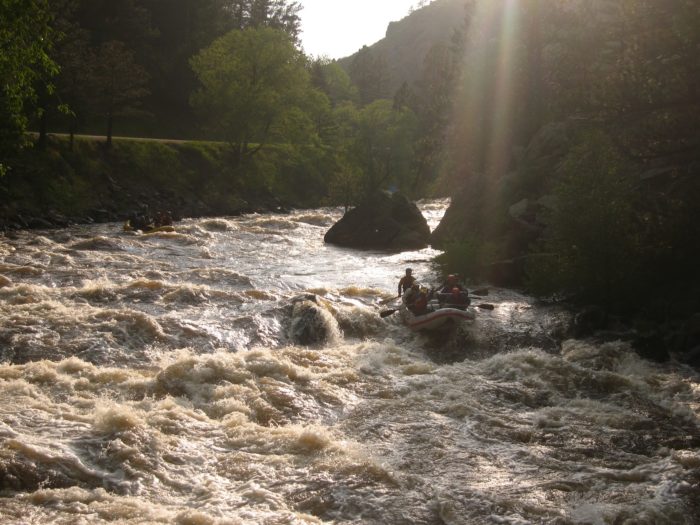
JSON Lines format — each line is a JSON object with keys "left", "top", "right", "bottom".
{"left": 397, "top": 268, "right": 417, "bottom": 297}
{"left": 437, "top": 274, "right": 470, "bottom": 309}
{"left": 403, "top": 283, "right": 430, "bottom": 315}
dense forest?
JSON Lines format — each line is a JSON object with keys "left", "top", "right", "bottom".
{"left": 427, "top": 0, "right": 700, "bottom": 328}
{"left": 1, "top": 0, "right": 699, "bottom": 326}
{"left": 0, "top": 0, "right": 443, "bottom": 218}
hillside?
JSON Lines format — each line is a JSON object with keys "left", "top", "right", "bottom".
{"left": 338, "top": 0, "right": 470, "bottom": 94}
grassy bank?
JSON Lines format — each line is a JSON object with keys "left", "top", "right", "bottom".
{"left": 0, "top": 135, "right": 337, "bottom": 229}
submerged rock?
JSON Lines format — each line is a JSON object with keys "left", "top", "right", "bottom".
{"left": 288, "top": 297, "right": 341, "bottom": 347}
{"left": 0, "top": 450, "right": 103, "bottom": 493}
{"left": 324, "top": 192, "right": 430, "bottom": 251}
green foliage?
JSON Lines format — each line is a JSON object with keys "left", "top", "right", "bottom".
{"left": 40, "top": 1, "right": 305, "bottom": 139}
{"left": 51, "top": 25, "right": 93, "bottom": 139}
{"left": 1, "top": 135, "right": 341, "bottom": 223}
{"left": 0, "top": 0, "right": 56, "bottom": 169}
{"left": 226, "top": 0, "right": 303, "bottom": 43}
{"left": 89, "top": 40, "right": 150, "bottom": 144}
{"left": 309, "top": 59, "right": 358, "bottom": 107}
{"left": 261, "top": 142, "right": 335, "bottom": 206}
{"left": 526, "top": 132, "right": 642, "bottom": 310}
{"left": 348, "top": 47, "right": 389, "bottom": 106}
{"left": 411, "top": 38, "right": 465, "bottom": 193}
{"left": 434, "top": 237, "right": 505, "bottom": 282}
{"left": 350, "top": 99, "right": 418, "bottom": 198}
{"left": 190, "top": 27, "right": 313, "bottom": 161}
{"left": 512, "top": 0, "right": 699, "bottom": 314}
{"left": 325, "top": 102, "right": 359, "bottom": 149}
{"left": 430, "top": 0, "right": 699, "bottom": 318}
{"left": 326, "top": 160, "right": 363, "bottom": 211}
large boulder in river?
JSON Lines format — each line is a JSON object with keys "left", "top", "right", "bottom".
{"left": 324, "top": 192, "right": 430, "bottom": 251}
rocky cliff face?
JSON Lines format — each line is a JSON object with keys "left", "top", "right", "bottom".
{"left": 338, "top": 0, "right": 470, "bottom": 95}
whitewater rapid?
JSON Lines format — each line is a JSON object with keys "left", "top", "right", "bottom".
{"left": 0, "top": 201, "right": 698, "bottom": 524}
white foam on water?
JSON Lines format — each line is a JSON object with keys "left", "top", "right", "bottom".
{"left": 1, "top": 205, "right": 698, "bottom": 524}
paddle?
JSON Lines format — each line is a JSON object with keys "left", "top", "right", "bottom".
{"left": 475, "top": 303, "right": 495, "bottom": 310}
{"left": 380, "top": 308, "right": 401, "bottom": 318}
{"left": 440, "top": 303, "right": 495, "bottom": 310}
{"left": 383, "top": 288, "right": 486, "bottom": 306}
{"left": 379, "top": 294, "right": 401, "bottom": 305}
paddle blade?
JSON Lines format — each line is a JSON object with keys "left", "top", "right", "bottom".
{"left": 380, "top": 308, "right": 399, "bottom": 318}
{"left": 475, "top": 303, "right": 495, "bottom": 310}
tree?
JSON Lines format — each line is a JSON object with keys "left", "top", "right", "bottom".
{"left": 54, "top": 33, "right": 94, "bottom": 149}
{"left": 350, "top": 99, "right": 417, "bottom": 197}
{"left": 190, "top": 27, "right": 311, "bottom": 164}
{"left": 432, "top": 0, "right": 699, "bottom": 314}
{"left": 349, "top": 46, "right": 389, "bottom": 106}
{"left": 89, "top": 40, "right": 150, "bottom": 146}
{"left": 138, "top": 0, "right": 232, "bottom": 134}
{"left": 533, "top": 0, "right": 700, "bottom": 312}
{"left": 544, "top": 0, "right": 700, "bottom": 160}
{"left": 412, "top": 37, "right": 464, "bottom": 193}
{"left": 309, "top": 58, "right": 358, "bottom": 107}
{"left": 32, "top": 0, "right": 89, "bottom": 149}
{"left": 527, "top": 132, "right": 642, "bottom": 311}
{"left": 0, "top": 0, "right": 56, "bottom": 172}
{"left": 37, "top": 0, "right": 155, "bottom": 141}
{"left": 74, "top": 0, "right": 154, "bottom": 47}
{"left": 223, "top": 0, "right": 302, "bottom": 42}
{"left": 327, "top": 160, "right": 363, "bottom": 213}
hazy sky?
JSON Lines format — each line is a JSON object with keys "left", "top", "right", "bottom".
{"left": 299, "top": 0, "right": 421, "bottom": 59}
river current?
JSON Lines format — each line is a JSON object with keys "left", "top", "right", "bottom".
{"left": 0, "top": 201, "right": 698, "bottom": 524}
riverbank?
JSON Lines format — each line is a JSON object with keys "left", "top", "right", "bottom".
{"left": 0, "top": 135, "right": 335, "bottom": 230}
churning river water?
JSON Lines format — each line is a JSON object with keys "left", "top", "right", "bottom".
{"left": 0, "top": 201, "right": 698, "bottom": 525}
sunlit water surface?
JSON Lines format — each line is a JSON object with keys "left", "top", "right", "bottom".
{"left": 0, "top": 200, "right": 698, "bottom": 524}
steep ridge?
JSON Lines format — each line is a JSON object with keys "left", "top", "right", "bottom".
{"left": 338, "top": 0, "right": 469, "bottom": 94}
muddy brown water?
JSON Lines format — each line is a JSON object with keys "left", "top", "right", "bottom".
{"left": 0, "top": 201, "right": 698, "bottom": 524}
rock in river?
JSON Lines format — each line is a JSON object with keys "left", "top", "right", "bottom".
{"left": 324, "top": 192, "right": 430, "bottom": 251}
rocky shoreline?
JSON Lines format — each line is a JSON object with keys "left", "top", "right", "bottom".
{"left": 0, "top": 195, "right": 290, "bottom": 233}
{"left": 0, "top": 137, "right": 298, "bottom": 233}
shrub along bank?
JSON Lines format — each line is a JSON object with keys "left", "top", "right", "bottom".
{"left": 432, "top": 125, "right": 700, "bottom": 366}
{"left": 0, "top": 136, "right": 336, "bottom": 229}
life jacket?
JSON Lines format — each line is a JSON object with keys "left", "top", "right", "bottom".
{"left": 412, "top": 292, "right": 428, "bottom": 313}
{"left": 437, "top": 287, "right": 469, "bottom": 309}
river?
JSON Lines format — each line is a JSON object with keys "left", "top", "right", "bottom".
{"left": 0, "top": 201, "right": 698, "bottom": 524}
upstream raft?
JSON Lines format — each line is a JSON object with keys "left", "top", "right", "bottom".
{"left": 123, "top": 221, "right": 176, "bottom": 234}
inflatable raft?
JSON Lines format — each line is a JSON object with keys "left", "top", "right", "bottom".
{"left": 401, "top": 306, "right": 475, "bottom": 332}
{"left": 123, "top": 221, "right": 175, "bottom": 234}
